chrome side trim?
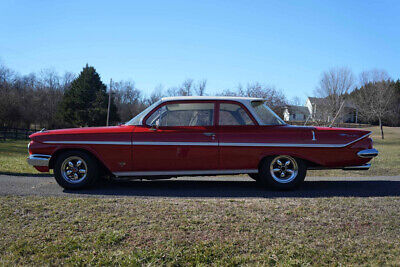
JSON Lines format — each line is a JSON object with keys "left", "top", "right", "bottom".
{"left": 27, "top": 154, "right": 51, "bottom": 167}
{"left": 113, "top": 169, "right": 258, "bottom": 177}
{"left": 133, "top": 141, "right": 217, "bottom": 146}
{"left": 357, "top": 148, "right": 379, "bottom": 158}
{"left": 345, "top": 132, "right": 371, "bottom": 146}
{"left": 342, "top": 164, "right": 371, "bottom": 170}
{"left": 42, "top": 132, "right": 371, "bottom": 148}
{"left": 43, "top": 141, "right": 131, "bottom": 145}
{"left": 311, "top": 130, "right": 316, "bottom": 141}
{"left": 219, "top": 142, "right": 342, "bottom": 148}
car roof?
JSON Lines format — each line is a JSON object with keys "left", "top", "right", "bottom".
{"left": 161, "top": 96, "right": 264, "bottom": 102}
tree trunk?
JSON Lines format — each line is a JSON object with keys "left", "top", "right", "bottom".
{"left": 379, "top": 117, "right": 384, "bottom": 139}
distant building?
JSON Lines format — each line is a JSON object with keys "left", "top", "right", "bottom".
{"left": 306, "top": 97, "right": 329, "bottom": 122}
{"left": 306, "top": 97, "right": 357, "bottom": 123}
{"left": 283, "top": 105, "right": 310, "bottom": 121}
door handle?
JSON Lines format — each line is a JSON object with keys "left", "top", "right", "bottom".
{"left": 203, "top": 132, "right": 216, "bottom": 140}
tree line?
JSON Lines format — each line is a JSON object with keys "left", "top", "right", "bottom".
{"left": 0, "top": 63, "right": 399, "bottom": 133}
{"left": 0, "top": 63, "right": 289, "bottom": 129}
{"left": 314, "top": 67, "right": 400, "bottom": 138}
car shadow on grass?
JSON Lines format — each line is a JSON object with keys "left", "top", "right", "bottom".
{"left": 64, "top": 178, "right": 400, "bottom": 198}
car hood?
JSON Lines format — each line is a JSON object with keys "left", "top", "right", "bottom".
{"left": 29, "top": 125, "right": 135, "bottom": 142}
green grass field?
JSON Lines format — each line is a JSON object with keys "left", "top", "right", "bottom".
{"left": 1, "top": 126, "right": 399, "bottom": 177}
{"left": 1, "top": 196, "right": 399, "bottom": 265}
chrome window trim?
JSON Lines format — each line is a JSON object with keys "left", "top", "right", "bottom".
{"left": 113, "top": 169, "right": 258, "bottom": 177}
{"left": 127, "top": 97, "right": 266, "bottom": 126}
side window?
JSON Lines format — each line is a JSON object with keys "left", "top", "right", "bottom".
{"left": 145, "top": 103, "right": 214, "bottom": 127}
{"left": 219, "top": 103, "right": 255, "bottom": 126}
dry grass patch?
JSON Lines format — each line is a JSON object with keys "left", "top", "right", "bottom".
{"left": 0, "top": 196, "right": 399, "bottom": 265}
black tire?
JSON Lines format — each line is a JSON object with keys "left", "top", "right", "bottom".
{"left": 54, "top": 150, "right": 99, "bottom": 190}
{"left": 248, "top": 173, "right": 260, "bottom": 181}
{"left": 258, "top": 155, "right": 307, "bottom": 190}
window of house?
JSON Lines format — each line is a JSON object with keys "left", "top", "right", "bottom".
{"left": 219, "top": 103, "right": 254, "bottom": 126}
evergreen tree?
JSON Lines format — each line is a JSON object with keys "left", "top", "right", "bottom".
{"left": 58, "top": 64, "right": 119, "bottom": 127}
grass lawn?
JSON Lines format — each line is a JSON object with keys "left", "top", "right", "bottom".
{"left": 0, "top": 139, "right": 40, "bottom": 175}
{"left": 0, "top": 126, "right": 398, "bottom": 177}
{"left": 1, "top": 196, "right": 399, "bottom": 265}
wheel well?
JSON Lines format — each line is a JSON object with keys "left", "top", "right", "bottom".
{"left": 257, "top": 155, "right": 320, "bottom": 170}
{"left": 49, "top": 148, "right": 111, "bottom": 175}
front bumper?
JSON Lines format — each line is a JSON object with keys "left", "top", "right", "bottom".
{"left": 357, "top": 148, "right": 379, "bottom": 158}
{"left": 27, "top": 154, "right": 51, "bottom": 167}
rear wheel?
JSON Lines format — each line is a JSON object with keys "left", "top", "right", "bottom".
{"left": 54, "top": 150, "right": 99, "bottom": 189}
{"left": 258, "top": 155, "right": 306, "bottom": 189}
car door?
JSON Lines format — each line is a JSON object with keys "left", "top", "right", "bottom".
{"left": 217, "top": 101, "right": 260, "bottom": 171}
{"left": 132, "top": 101, "right": 219, "bottom": 173}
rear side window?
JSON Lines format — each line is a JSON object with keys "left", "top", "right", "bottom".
{"left": 219, "top": 103, "right": 254, "bottom": 126}
{"left": 145, "top": 102, "right": 214, "bottom": 127}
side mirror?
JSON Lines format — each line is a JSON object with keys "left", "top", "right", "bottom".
{"left": 150, "top": 119, "right": 160, "bottom": 131}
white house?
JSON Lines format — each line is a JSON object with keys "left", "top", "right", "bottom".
{"left": 306, "top": 97, "right": 357, "bottom": 123}
{"left": 283, "top": 105, "right": 310, "bottom": 121}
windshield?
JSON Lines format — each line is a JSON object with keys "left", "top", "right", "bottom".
{"left": 125, "top": 100, "right": 162, "bottom": 125}
{"left": 251, "top": 101, "right": 286, "bottom": 125}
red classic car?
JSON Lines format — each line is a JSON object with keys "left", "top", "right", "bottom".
{"left": 27, "top": 96, "right": 378, "bottom": 189}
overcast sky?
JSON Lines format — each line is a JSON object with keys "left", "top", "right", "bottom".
{"left": 1, "top": 0, "right": 399, "bottom": 102}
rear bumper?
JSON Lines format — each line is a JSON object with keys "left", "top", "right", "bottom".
{"left": 357, "top": 148, "right": 379, "bottom": 158}
{"left": 27, "top": 154, "right": 51, "bottom": 167}
{"left": 342, "top": 164, "right": 371, "bottom": 170}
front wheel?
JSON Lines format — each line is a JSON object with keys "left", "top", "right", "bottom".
{"left": 258, "top": 155, "right": 307, "bottom": 189}
{"left": 54, "top": 150, "right": 99, "bottom": 190}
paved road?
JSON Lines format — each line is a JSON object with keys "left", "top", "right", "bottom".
{"left": 1, "top": 173, "right": 400, "bottom": 198}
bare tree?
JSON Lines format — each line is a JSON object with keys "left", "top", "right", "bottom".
{"left": 352, "top": 69, "right": 394, "bottom": 139}
{"left": 290, "top": 96, "right": 302, "bottom": 106}
{"left": 146, "top": 85, "right": 164, "bottom": 105}
{"left": 314, "top": 67, "right": 355, "bottom": 122}
{"left": 194, "top": 79, "right": 207, "bottom": 96}
{"left": 167, "top": 79, "right": 194, "bottom": 96}
{"left": 112, "top": 81, "right": 145, "bottom": 122}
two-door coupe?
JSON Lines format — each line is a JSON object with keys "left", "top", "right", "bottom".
{"left": 27, "top": 96, "right": 378, "bottom": 189}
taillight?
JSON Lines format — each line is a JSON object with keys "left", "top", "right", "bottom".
{"left": 28, "top": 141, "right": 34, "bottom": 155}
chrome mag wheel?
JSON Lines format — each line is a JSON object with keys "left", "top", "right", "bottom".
{"left": 61, "top": 156, "right": 88, "bottom": 183}
{"left": 269, "top": 155, "right": 298, "bottom": 184}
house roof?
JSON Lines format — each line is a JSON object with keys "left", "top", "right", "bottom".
{"left": 307, "top": 97, "right": 327, "bottom": 106}
{"left": 307, "top": 96, "right": 356, "bottom": 109}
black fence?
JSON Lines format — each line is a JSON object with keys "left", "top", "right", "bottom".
{"left": 0, "top": 127, "right": 37, "bottom": 141}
